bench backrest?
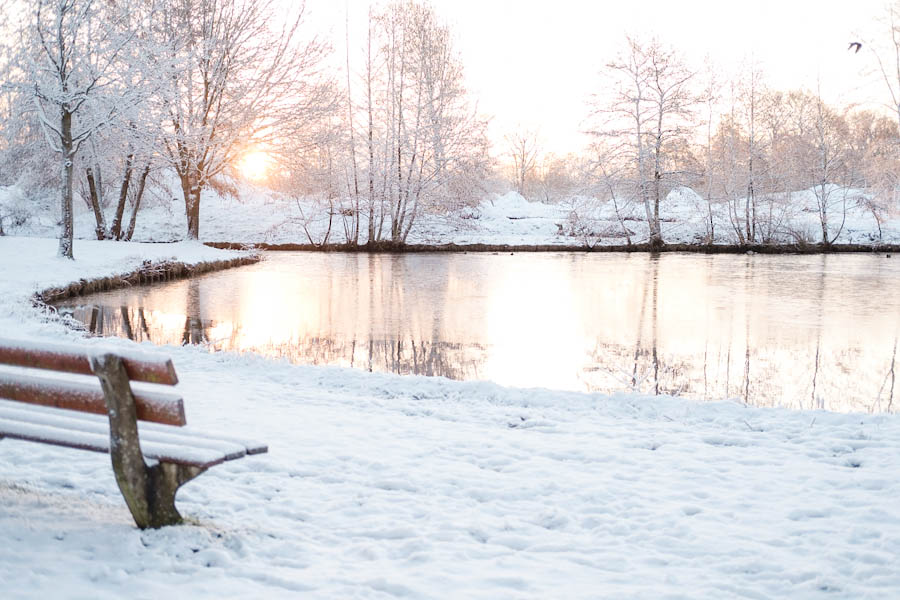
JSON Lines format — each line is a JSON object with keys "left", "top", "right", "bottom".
{"left": 0, "top": 338, "right": 186, "bottom": 426}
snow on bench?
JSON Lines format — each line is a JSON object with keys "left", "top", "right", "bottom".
{"left": 0, "top": 337, "right": 267, "bottom": 529}
{"left": 0, "top": 370, "right": 186, "bottom": 425}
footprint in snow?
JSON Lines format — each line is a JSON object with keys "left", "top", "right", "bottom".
{"left": 787, "top": 508, "right": 829, "bottom": 521}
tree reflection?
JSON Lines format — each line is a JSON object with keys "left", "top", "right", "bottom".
{"left": 54, "top": 252, "right": 900, "bottom": 413}
{"left": 181, "top": 278, "right": 206, "bottom": 345}
{"left": 809, "top": 255, "right": 827, "bottom": 410}
{"left": 742, "top": 256, "right": 752, "bottom": 405}
{"left": 878, "top": 326, "right": 898, "bottom": 412}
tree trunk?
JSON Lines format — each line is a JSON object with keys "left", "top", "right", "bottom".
{"left": 819, "top": 185, "right": 829, "bottom": 245}
{"left": 746, "top": 163, "right": 754, "bottom": 244}
{"left": 345, "top": 13, "right": 360, "bottom": 247}
{"left": 181, "top": 172, "right": 201, "bottom": 240}
{"left": 649, "top": 112, "right": 665, "bottom": 249}
{"left": 393, "top": 142, "right": 403, "bottom": 243}
{"left": 635, "top": 97, "right": 657, "bottom": 249}
{"left": 86, "top": 167, "right": 107, "bottom": 240}
{"left": 58, "top": 108, "right": 75, "bottom": 259}
{"left": 124, "top": 164, "right": 150, "bottom": 241}
{"left": 367, "top": 17, "right": 376, "bottom": 246}
{"left": 650, "top": 169, "right": 663, "bottom": 249}
{"left": 110, "top": 153, "right": 134, "bottom": 240}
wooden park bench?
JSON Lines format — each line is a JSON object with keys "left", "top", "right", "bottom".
{"left": 0, "top": 337, "right": 267, "bottom": 529}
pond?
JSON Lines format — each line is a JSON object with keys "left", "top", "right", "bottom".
{"left": 55, "top": 251, "right": 899, "bottom": 413}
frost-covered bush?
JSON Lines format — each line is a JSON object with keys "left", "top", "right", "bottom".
{"left": 0, "top": 186, "right": 47, "bottom": 235}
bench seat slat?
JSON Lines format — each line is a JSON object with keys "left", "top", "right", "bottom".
{"left": 0, "top": 371, "right": 185, "bottom": 426}
{"left": 0, "top": 402, "right": 233, "bottom": 467}
{"left": 0, "top": 417, "right": 227, "bottom": 468}
{"left": 0, "top": 337, "right": 178, "bottom": 385}
{"left": 0, "top": 396, "right": 267, "bottom": 455}
{"left": 0, "top": 400, "right": 251, "bottom": 461}
{"left": 0, "top": 417, "right": 110, "bottom": 454}
{"left": 140, "top": 421, "right": 269, "bottom": 455}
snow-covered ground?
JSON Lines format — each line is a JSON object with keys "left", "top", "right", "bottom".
{"left": 3, "top": 182, "right": 899, "bottom": 246}
{"left": 1, "top": 236, "right": 899, "bottom": 598}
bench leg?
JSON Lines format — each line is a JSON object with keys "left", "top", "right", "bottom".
{"left": 146, "top": 462, "right": 206, "bottom": 528}
{"left": 91, "top": 353, "right": 199, "bottom": 529}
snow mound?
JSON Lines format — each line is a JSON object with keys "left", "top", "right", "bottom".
{"left": 479, "top": 192, "right": 564, "bottom": 222}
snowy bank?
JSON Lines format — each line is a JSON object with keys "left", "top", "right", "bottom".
{"left": 1, "top": 236, "right": 899, "bottom": 598}
{"left": 5, "top": 183, "right": 900, "bottom": 249}
{"left": 0, "top": 237, "right": 252, "bottom": 341}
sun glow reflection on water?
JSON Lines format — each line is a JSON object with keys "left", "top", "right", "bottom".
{"left": 56, "top": 252, "right": 900, "bottom": 413}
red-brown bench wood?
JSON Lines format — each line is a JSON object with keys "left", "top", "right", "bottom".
{"left": 0, "top": 338, "right": 267, "bottom": 529}
{"left": 0, "top": 337, "right": 178, "bottom": 384}
{"left": 0, "top": 371, "right": 186, "bottom": 426}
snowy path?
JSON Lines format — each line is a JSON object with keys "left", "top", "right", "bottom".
{"left": 1, "top": 237, "right": 899, "bottom": 598}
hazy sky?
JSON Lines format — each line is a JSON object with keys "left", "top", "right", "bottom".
{"left": 305, "top": 0, "right": 892, "bottom": 156}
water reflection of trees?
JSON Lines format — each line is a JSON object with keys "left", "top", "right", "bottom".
{"left": 55, "top": 252, "right": 900, "bottom": 415}
{"left": 61, "top": 299, "right": 898, "bottom": 413}
{"left": 883, "top": 336, "right": 897, "bottom": 412}
{"left": 59, "top": 304, "right": 488, "bottom": 381}
{"left": 182, "top": 278, "right": 206, "bottom": 345}
{"left": 578, "top": 254, "right": 900, "bottom": 414}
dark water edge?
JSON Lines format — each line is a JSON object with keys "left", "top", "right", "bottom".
{"left": 204, "top": 241, "right": 900, "bottom": 254}
{"left": 36, "top": 255, "right": 261, "bottom": 305}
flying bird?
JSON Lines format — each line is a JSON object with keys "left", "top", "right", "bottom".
{"left": 848, "top": 42, "right": 862, "bottom": 53}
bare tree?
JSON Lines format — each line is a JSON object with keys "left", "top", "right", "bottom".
{"left": 807, "top": 91, "right": 853, "bottom": 245}
{"left": 846, "top": 109, "right": 900, "bottom": 239}
{"left": 357, "top": 0, "right": 489, "bottom": 245}
{"left": 24, "top": 0, "right": 138, "bottom": 257}
{"left": 870, "top": 3, "right": 900, "bottom": 134}
{"left": 862, "top": 2, "right": 900, "bottom": 222}
{"left": 534, "top": 153, "right": 587, "bottom": 204}
{"left": 152, "top": 0, "right": 333, "bottom": 240}
{"left": 697, "top": 57, "right": 720, "bottom": 242}
{"left": 740, "top": 62, "right": 766, "bottom": 243}
{"left": 711, "top": 111, "right": 749, "bottom": 244}
{"left": 755, "top": 90, "right": 794, "bottom": 243}
{"left": 0, "top": 0, "right": 21, "bottom": 193}
{"left": 504, "top": 128, "right": 540, "bottom": 198}
{"left": 268, "top": 109, "right": 344, "bottom": 246}
{"left": 80, "top": 4, "right": 166, "bottom": 243}
{"left": 583, "top": 141, "right": 637, "bottom": 244}
{"left": 0, "top": 85, "right": 55, "bottom": 234}
{"left": 589, "top": 36, "right": 696, "bottom": 248}
{"left": 342, "top": 6, "right": 361, "bottom": 245}
{"left": 776, "top": 89, "right": 853, "bottom": 245}
{"left": 81, "top": 118, "right": 159, "bottom": 242}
